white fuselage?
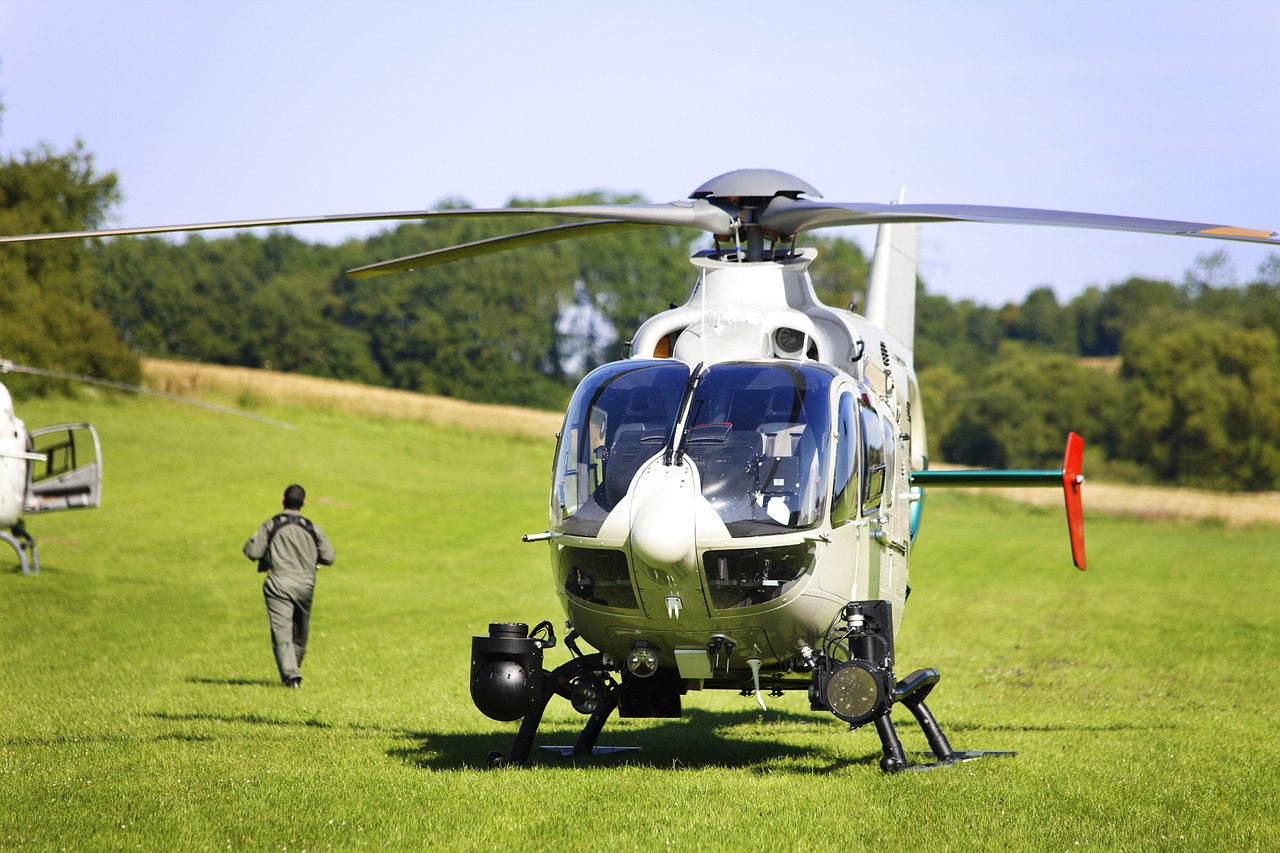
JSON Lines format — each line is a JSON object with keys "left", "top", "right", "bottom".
{"left": 543, "top": 250, "right": 924, "bottom": 690}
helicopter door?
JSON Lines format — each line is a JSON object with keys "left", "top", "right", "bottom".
{"left": 24, "top": 423, "right": 102, "bottom": 514}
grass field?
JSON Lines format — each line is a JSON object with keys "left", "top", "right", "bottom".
{"left": 2, "top": 381, "right": 1278, "bottom": 850}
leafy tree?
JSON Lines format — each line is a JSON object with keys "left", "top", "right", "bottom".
{"left": 803, "top": 233, "right": 870, "bottom": 310}
{"left": 914, "top": 362, "right": 967, "bottom": 463}
{"left": 1121, "top": 317, "right": 1280, "bottom": 490}
{"left": 341, "top": 210, "right": 577, "bottom": 405}
{"left": 1182, "top": 248, "right": 1237, "bottom": 298}
{"left": 0, "top": 139, "right": 116, "bottom": 297}
{"left": 1092, "top": 276, "right": 1185, "bottom": 355}
{"left": 1004, "top": 286, "right": 1075, "bottom": 353}
{"left": 937, "top": 344, "right": 1124, "bottom": 469}
{"left": 915, "top": 291, "right": 1003, "bottom": 372}
{"left": 0, "top": 114, "right": 139, "bottom": 394}
{"left": 94, "top": 231, "right": 380, "bottom": 382}
{"left": 1235, "top": 278, "right": 1280, "bottom": 340}
{"left": 1068, "top": 285, "right": 1107, "bottom": 356}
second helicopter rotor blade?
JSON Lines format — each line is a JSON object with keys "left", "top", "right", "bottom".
{"left": 0, "top": 208, "right": 573, "bottom": 244}
{"left": 346, "top": 220, "right": 651, "bottom": 278}
{"left": 0, "top": 361, "right": 296, "bottom": 430}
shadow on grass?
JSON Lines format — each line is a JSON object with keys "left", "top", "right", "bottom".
{"left": 3, "top": 561, "right": 62, "bottom": 576}
{"left": 389, "top": 705, "right": 1182, "bottom": 774}
{"left": 950, "top": 720, "right": 1177, "bottom": 734}
{"left": 390, "top": 707, "right": 886, "bottom": 773}
{"left": 147, "top": 711, "right": 333, "bottom": 729}
{"left": 186, "top": 675, "right": 282, "bottom": 687}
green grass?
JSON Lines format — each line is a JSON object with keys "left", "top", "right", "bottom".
{"left": 2, "top": 392, "right": 1278, "bottom": 850}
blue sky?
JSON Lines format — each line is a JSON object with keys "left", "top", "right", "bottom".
{"left": 2, "top": 0, "right": 1278, "bottom": 305}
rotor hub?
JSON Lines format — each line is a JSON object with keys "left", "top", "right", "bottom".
{"left": 690, "top": 169, "right": 822, "bottom": 201}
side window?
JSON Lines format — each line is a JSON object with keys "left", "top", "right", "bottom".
{"left": 880, "top": 416, "right": 896, "bottom": 510}
{"left": 859, "top": 400, "right": 886, "bottom": 515}
{"left": 831, "top": 392, "right": 858, "bottom": 525}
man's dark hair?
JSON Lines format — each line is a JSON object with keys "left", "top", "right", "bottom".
{"left": 283, "top": 484, "right": 306, "bottom": 510}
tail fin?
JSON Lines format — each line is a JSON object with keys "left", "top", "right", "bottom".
{"left": 1062, "top": 432, "right": 1086, "bottom": 571}
{"left": 864, "top": 216, "right": 919, "bottom": 359}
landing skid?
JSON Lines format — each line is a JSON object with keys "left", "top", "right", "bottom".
{"left": 538, "top": 746, "right": 643, "bottom": 757}
{"left": 871, "top": 667, "right": 1011, "bottom": 773}
{"left": 482, "top": 653, "right": 1006, "bottom": 773}
{"left": 2, "top": 523, "right": 39, "bottom": 576}
{"left": 903, "top": 750, "right": 1016, "bottom": 771}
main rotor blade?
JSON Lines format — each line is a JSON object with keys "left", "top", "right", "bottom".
{"left": 760, "top": 198, "right": 1280, "bottom": 245}
{"left": 0, "top": 361, "right": 296, "bottom": 430}
{"left": 0, "top": 210, "right": 508, "bottom": 243}
{"left": 346, "top": 220, "right": 652, "bottom": 278}
{"left": 0, "top": 201, "right": 731, "bottom": 244}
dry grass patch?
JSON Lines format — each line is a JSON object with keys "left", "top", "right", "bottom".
{"left": 142, "top": 358, "right": 562, "bottom": 440}
{"left": 1077, "top": 356, "right": 1122, "bottom": 376}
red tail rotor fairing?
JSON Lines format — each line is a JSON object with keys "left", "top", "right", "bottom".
{"left": 1062, "top": 432, "right": 1086, "bottom": 571}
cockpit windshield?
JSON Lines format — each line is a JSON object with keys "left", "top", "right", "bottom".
{"left": 551, "top": 360, "right": 690, "bottom": 536}
{"left": 550, "top": 360, "right": 834, "bottom": 538}
{"left": 680, "top": 363, "right": 833, "bottom": 536}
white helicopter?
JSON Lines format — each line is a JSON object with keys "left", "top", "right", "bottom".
{"left": 4, "top": 168, "right": 1276, "bottom": 769}
{"left": 0, "top": 368, "right": 102, "bottom": 576}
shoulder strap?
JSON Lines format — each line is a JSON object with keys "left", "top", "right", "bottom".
{"left": 266, "top": 513, "right": 320, "bottom": 548}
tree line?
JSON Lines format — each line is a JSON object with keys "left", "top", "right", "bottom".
{"left": 4, "top": 122, "right": 1280, "bottom": 491}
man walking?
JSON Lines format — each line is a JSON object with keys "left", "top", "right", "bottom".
{"left": 243, "top": 484, "right": 336, "bottom": 688}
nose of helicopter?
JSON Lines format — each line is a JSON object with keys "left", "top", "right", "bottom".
{"left": 628, "top": 459, "right": 697, "bottom": 577}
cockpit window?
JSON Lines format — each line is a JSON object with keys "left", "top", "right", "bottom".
{"left": 831, "top": 392, "right": 858, "bottom": 525}
{"left": 551, "top": 360, "right": 690, "bottom": 536}
{"left": 680, "top": 363, "right": 833, "bottom": 536}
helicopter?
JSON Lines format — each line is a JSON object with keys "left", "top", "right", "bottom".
{"left": 3, "top": 168, "right": 1276, "bottom": 770}
{"left": 0, "top": 368, "right": 102, "bottom": 576}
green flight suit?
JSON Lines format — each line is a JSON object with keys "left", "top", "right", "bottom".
{"left": 243, "top": 509, "right": 336, "bottom": 685}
